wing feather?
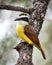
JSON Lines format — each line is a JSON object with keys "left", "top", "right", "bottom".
{"left": 24, "top": 25, "right": 40, "bottom": 46}
{"left": 24, "top": 25, "right": 46, "bottom": 59}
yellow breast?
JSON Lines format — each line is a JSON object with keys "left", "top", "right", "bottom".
{"left": 16, "top": 24, "right": 34, "bottom": 45}
{"left": 16, "top": 25, "right": 24, "bottom": 35}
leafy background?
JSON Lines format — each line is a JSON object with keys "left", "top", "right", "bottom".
{"left": 0, "top": 0, "right": 52, "bottom": 65}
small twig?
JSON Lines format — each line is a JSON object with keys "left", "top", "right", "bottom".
{"left": 0, "top": 5, "right": 29, "bottom": 13}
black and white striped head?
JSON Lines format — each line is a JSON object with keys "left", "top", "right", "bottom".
{"left": 15, "top": 14, "right": 29, "bottom": 26}
{"left": 14, "top": 13, "right": 29, "bottom": 23}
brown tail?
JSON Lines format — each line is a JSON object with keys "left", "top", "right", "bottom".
{"left": 40, "top": 47, "right": 46, "bottom": 59}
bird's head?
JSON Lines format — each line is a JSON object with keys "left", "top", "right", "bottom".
{"left": 14, "top": 13, "right": 29, "bottom": 26}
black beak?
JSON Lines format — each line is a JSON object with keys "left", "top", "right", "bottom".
{"left": 14, "top": 18, "right": 22, "bottom": 21}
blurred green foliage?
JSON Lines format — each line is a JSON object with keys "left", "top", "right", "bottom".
{"left": 1, "top": 0, "right": 32, "bottom": 7}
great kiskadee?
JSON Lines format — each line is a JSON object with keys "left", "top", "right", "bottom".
{"left": 15, "top": 15, "right": 46, "bottom": 59}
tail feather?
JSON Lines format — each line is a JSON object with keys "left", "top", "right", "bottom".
{"left": 40, "top": 47, "right": 46, "bottom": 59}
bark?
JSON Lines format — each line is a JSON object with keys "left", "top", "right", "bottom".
{"left": 0, "top": 5, "right": 34, "bottom": 14}
{"left": 14, "top": 42, "right": 33, "bottom": 65}
{"left": 29, "top": 0, "right": 50, "bottom": 34}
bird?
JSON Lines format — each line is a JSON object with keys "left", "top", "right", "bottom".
{"left": 15, "top": 14, "right": 46, "bottom": 59}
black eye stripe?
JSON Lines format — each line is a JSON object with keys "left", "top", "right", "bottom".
{"left": 15, "top": 17, "right": 29, "bottom": 22}
{"left": 21, "top": 17, "right": 29, "bottom": 22}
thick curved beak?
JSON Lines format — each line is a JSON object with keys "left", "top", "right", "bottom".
{"left": 14, "top": 18, "right": 22, "bottom": 21}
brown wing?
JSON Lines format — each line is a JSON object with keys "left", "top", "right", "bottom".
{"left": 24, "top": 25, "right": 40, "bottom": 46}
{"left": 24, "top": 25, "right": 46, "bottom": 59}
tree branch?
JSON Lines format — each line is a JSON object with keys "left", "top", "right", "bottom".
{"left": 0, "top": 5, "right": 34, "bottom": 14}
{"left": 0, "top": 5, "right": 29, "bottom": 13}
{"left": 29, "top": 0, "right": 50, "bottom": 34}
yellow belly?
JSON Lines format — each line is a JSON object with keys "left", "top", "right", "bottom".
{"left": 16, "top": 25, "right": 33, "bottom": 45}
